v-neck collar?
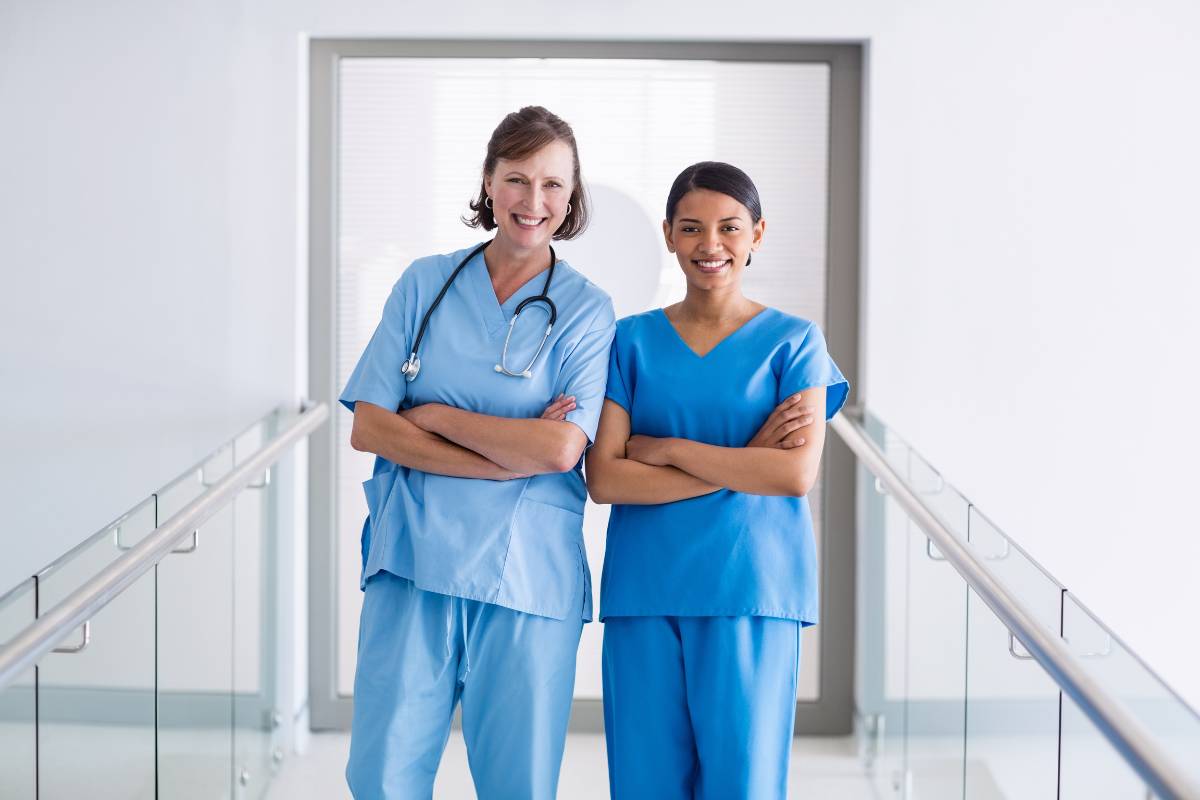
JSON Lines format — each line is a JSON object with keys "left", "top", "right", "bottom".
{"left": 467, "top": 249, "right": 554, "bottom": 337}
{"left": 656, "top": 306, "right": 772, "bottom": 360}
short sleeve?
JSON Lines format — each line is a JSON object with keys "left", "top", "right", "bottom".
{"left": 779, "top": 322, "right": 850, "bottom": 420}
{"left": 339, "top": 279, "right": 410, "bottom": 414}
{"left": 555, "top": 299, "right": 616, "bottom": 444}
{"left": 604, "top": 325, "right": 635, "bottom": 415}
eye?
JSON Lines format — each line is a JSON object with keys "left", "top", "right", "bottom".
{"left": 546, "top": 181, "right": 562, "bottom": 189}
{"left": 506, "top": 177, "right": 525, "bottom": 184}
{"left": 681, "top": 226, "right": 700, "bottom": 233}
{"left": 722, "top": 225, "right": 740, "bottom": 232}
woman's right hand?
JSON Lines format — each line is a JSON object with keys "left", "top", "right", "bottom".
{"left": 540, "top": 394, "right": 577, "bottom": 421}
{"left": 747, "top": 393, "right": 817, "bottom": 450}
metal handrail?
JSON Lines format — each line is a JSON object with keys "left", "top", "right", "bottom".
{"left": 0, "top": 402, "right": 329, "bottom": 691}
{"left": 831, "top": 410, "right": 1200, "bottom": 800}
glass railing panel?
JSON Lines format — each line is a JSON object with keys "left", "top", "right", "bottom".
{"left": 857, "top": 458, "right": 911, "bottom": 798}
{"left": 0, "top": 578, "right": 37, "bottom": 797}
{"left": 907, "top": 450, "right": 970, "bottom": 548}
{"left": 905, "top": 516, "right": 968, "bottom": 800}
{"left": 856, "top": 413, "right": 969, "bottom": 798}
{"left": 231, "top": 411, "right": 281, "bottom": 798}
{"left": 963, "top": 509, "right": 1063, "bottom": 798}
{"left": 1059, "top": 691, "right": 1158, "bottom": 798}
{"left": 233, "top": 481, "right": 276, "bottom": 799}
{"left": 1059, "top": 593, "right": 1200, "bottom": 798}
{"left": 36, "top": 497, "right": 158, "bottom": 799}
{"left": 862, "top": 409, "right": 910, "bottom": 478}
{"left": 156, "top": 443, "right": 235, "bottom": 798}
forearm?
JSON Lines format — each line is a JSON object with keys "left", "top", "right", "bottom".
{"left": 586, "top": 456, "right": 720, "bottom": 505}
{"left": 418, "top": 405, "right": 581, "bottom": 474}
{"left": 663, "top": 439, "right": 814, "bottom": 497}
{"left": 351, "top": 405, "right": 524, "bottom": 481}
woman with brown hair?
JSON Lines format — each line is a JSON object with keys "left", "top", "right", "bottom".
{"left": 340, "top": 106, "right": 614, "bottom": 799}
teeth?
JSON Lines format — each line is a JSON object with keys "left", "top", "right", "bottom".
{"left": 697, "top": 260, "right": 729, "bottom": 268}
{"left": 515, "top": 215, "right": 543, "bottom": 225}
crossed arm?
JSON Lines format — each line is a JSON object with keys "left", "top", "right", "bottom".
{"left": 349, "top": 395, "right": 586, "bottom": 480}
{"left": 584, "top": 387, "right": 828, "bottom": 505}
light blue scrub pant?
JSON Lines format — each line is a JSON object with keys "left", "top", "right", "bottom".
{"left": 602, "top": 615, "right": 802, "bottom": 800}
{"left": 346, "top": 571, "right": 584, "bottom": 800}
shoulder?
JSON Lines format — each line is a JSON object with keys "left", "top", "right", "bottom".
{"left": 401, "top": 245, "right": 480, "bottom": 286}
{"left": 382, "top": 244, "right": 486, "bottom": 304}
{"left": 553, "top": 259, "right": 612, "bottom": 306}
{"left": 614, "top": 308, "right": 662, "bottom": 341}
{"left": 756, "top": 307, "right": 820, "bottom": 344}
{"left": 552, "top": 259, "right": 615, "bottom": 328}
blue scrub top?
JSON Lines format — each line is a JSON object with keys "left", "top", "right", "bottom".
{"left": 600, "top": 307, "right": 848, "bottom": 624}
{"left": 340, "top": 243, "right": 615, "bottom": 621}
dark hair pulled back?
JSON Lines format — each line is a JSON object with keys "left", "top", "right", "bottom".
{"left": 463, "top": 106, "right": 589, "bottom": 240}
{"left": 664, "top": 161, "right": 763, "bottom": 224}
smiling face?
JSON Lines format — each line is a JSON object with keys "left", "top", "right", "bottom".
{"left": 484, "top": 139, "right": 575, "bottom": 253}
{"left": 663, "top": 188, "right": 766, "bottom": 292}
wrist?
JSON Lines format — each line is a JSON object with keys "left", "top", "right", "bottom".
{"left": 663, "top": 437, "right": 685, "bottom": 466}
{"left": 423, "top": 403, "right": 453, "bottom": 435}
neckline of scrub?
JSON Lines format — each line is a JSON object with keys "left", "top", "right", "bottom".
{"left": 469, "top": 248, "right": 557, "bottom": 337}
{"left": 654, "top": 305, "right": 773, "bottom": 360}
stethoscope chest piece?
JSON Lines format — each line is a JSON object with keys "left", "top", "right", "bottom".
{"left": 401, "top": 353, "right": 421, "bottom": 382}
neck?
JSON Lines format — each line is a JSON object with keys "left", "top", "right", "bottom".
{"left": 677, "top": 284, "right": 752, "bottom": 324}
{"left": 483, "top": 233, "right": 551, "bottom": 281}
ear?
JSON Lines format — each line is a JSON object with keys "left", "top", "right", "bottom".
{"left": 751, "top": 217, "right": 766, "bottom": 251}
{"left": 483, "top": 174, "right": 493, "bottom": 202}
{"left": 662, "top": 219, "right": 676, "bottom": 253}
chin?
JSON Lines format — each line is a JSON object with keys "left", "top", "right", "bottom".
{"left": 501, "top": 223, "right": 550, "bottom": 250}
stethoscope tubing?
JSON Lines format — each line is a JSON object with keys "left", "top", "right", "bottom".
{"left": 403, "top": 239, "right": 557, "bottom": 382}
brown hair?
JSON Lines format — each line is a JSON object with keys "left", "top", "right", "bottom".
{"left": 463, "top": 106, "right": 589, "bottom": 240}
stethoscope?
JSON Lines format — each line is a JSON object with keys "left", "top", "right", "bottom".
{"left": 400, "top": 240, "right": 558, "bottom": 382}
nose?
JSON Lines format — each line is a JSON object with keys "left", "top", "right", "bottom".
{"left": 527, "top": 183, "right": 544, "bottom": 212}
{"left": 700, "top": 230, "right": 723, "bottom": 253}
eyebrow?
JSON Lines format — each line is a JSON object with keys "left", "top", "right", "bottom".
{"left": 503, "top": 171, "right": 566, "bottom": 182}
{"left": 678, "top": 216, "right": 745, "bottom": 223}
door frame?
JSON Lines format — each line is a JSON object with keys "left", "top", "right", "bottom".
{"left": 308, "top": 38, "right": 864, "bottom": 733}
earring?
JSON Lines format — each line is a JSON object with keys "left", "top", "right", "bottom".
{"left": 566, "top": 202, "right": 572, "bottom": 215}
{"left": 484, "top": 196, "right": 493, "bottom": 209}
{"left": 746, "top": 252, "right": 753, "bottom": 267}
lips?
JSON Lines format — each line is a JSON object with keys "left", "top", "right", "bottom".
{"left": 513, "top": 214, "right": 546, "bottom": 229}
{"left": 694, "top": 258, "right": 732, "bottom": 273}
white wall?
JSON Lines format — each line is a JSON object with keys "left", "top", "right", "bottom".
{"left": 2, "top": 0, "right": 1197, "bottom": 719}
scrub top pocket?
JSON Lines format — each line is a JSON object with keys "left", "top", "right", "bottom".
{"left": 496, "top": 499, "right": 588, "bottom": 621}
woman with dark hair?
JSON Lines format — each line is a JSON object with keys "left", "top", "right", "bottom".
{"left": 340, "top": 106, "right": 614, "bottom": 798}
{"left": 586, "top": 161, "right": 849, "bottom": 798}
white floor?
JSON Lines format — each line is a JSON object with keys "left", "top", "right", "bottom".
{"left": 267, "top": 731, "right": 880, "bottom": 799}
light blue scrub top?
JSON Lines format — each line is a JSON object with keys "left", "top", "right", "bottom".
{"left": 600, "top": 307, "right": 849, "bottom": 624}
{"left": 340, "top": 243, "right": 615, "bottom": 622}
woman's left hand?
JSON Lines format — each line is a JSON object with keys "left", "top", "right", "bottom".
{"left": 540, "top": 394, "right": 577, "bottom": 421}
{"left": 625, "top": 435, "right": 675, "bottom": 467}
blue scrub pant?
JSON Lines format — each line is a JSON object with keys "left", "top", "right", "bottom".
{"left": 346, "top": 572, "right": 584, "bottom": 800}
{"left": 602, "top": 615, "right": 802, "bottom": 800}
